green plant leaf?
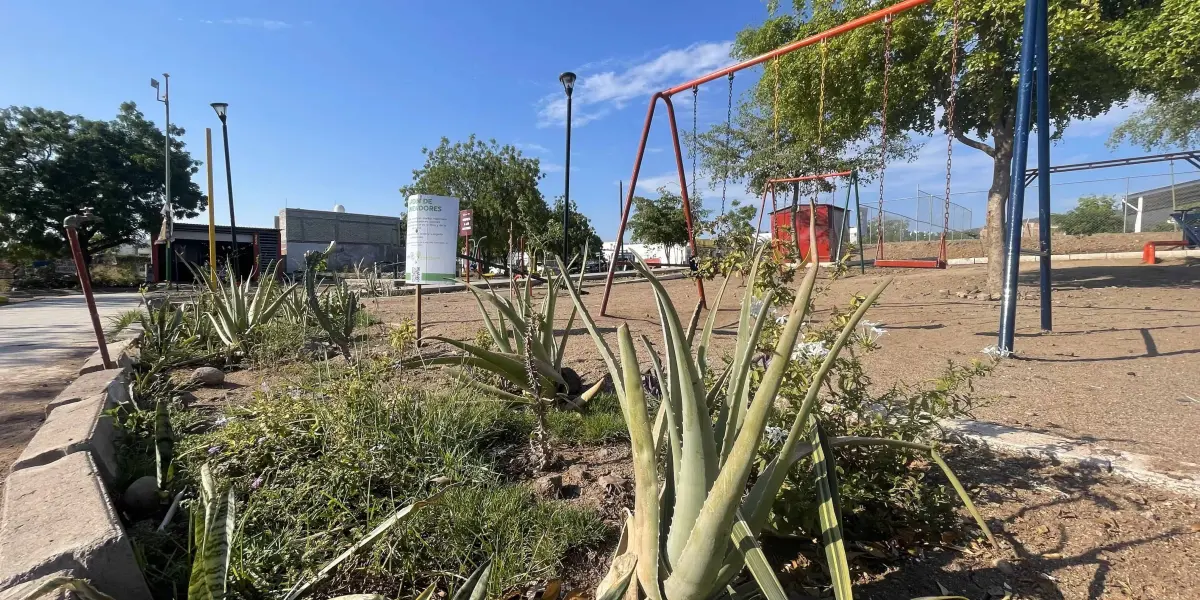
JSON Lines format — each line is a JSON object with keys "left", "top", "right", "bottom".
{"left": 154, "top": 399, "right": 173, "bottom": 489}
{"left": 283, "top": 489, "right": 449, "bottom": 600}
{"left": 730, "top": 511, "right": 787, "bottom": 600}
{"left": 930, "top": 449, "right": 999, "bottom": 550}
{"left": 617, "top": 325, "right": 662, "bottom": 600}
{"left": 450, "top": 560, "right": 492, "bottom": 600}
{"left": 812, "top": 420, "right": 853, "bottom": 600}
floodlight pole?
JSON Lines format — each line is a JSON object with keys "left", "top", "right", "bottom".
{"left": 212, "top": 103, "right": 240, "bottom": 281}
{"left": 598, "top": 0, "right": 934, "bottom": 316}
{"left": 560, "top": 72, "right": 576, "bottom": 265}
{"left": 153, "top": 74, "right": 172, "bottom": 285}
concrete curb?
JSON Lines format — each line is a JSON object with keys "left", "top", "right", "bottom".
{"left": 944, "top": 248, "right": 1198, "bottom": 266}
{"left": 944, "top": 418, "right": 1200, "bottom": 497}
{"left": 0, "top": 339, "right": 151, "bottom": 600}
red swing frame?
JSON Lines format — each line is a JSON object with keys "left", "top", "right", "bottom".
{"left": 599, "top": 0, "right": 936, "bottom": 316}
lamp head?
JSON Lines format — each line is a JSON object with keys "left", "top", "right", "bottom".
{"left": 150, "top": 78, "right": 160, "bottom": 90}
{"left": 559, "top": 72, "right": 577, "bottom": 96}
{"left": 211, "top": 102, "right": 228, "bottom": 121}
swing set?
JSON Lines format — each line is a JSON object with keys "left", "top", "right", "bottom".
{"left": 599, "top": 0, "right": 965, "bottom": 316}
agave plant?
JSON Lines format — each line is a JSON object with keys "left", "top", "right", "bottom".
{"left": 187, "top": 261, "right": 297, "bottom": 352}
{"left": 409, "top": 247, "right": 604, "bottom": 408}
{"left": 303, "top": 242, "right": 359, "bottom": 359}
{"left": 559, "top": 215, "right": 994, "bottom": 600}
{"left": 189, "top": 464, "right": 235, "bottom": 600}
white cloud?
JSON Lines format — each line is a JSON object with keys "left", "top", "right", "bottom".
{"left": 536, "top": 41, "right": 734, "bottom": 128}
{"left": 542, "top": 163, "right": 564, "bottom": 173}
{"left": 206, "top": 17, "right": 293, "bottom": 30}
{"left": 515, "top": 142, "right": 550, "bottom": 154}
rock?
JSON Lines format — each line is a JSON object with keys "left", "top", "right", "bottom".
{"left": 122, "top": 475, "right": 161, "bottom": 517}
{"left": 534, "top": 474, "right": 562, "bottom": 498}
{"left": 937, "top": 289, "right": 949, "bottom": 295}
{"left": 974, "top": 294, "right": 989, "bottom": 301}
{"left": 989, "top": 293, "right": 1002, "bottom": 301}
{"left": 174, "top": 391, "right": 198, "bottom": 406}
{"left": 955, "top": 291, "right": 969, "bottom": 299}
{"left": 566, "top": 464, "right": 590, "bottom": 482}
{"left": 598, "top": 474, "right": 629, "bottom": 495}
{"left": 190, "top": 367, "right": 225, "bottom": 387}
{"left": 992, "top": 558, "right": 1015, "bottom": 575}
{"left": 560, "top": 367, "right": 583, "bottom": 397}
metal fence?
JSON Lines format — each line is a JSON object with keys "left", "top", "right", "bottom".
{"left": 856, "top": 188, "right": 975, "bottom": 255}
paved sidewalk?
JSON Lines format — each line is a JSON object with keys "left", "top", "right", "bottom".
{"left": 0, "top": 293, "right": 142, "bottom": 483}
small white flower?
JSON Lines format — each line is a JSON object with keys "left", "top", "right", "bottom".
{"left": 764, "top": 426, "right": 788, "bottom": 446}
{"left": 860, "top": 320, "right": 887, "bottom": 344}
{"left": 213, "top": 416, "right": 230, "bottom": 427}
{"left": 791, "top": 341, "right": 829, "bottom": 361}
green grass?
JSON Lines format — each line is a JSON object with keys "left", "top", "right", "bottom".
{"left": 545, "top": 393, "right": 628, "bottom": 445}
{"left": 154, "top": 359, "right": 603, "bottom": 599}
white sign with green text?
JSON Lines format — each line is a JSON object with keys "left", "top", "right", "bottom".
{"left": 404, "top": 194, "right": 459, "bottom": 286}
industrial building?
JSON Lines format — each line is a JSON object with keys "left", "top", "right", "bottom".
{"left": 276, "top": 206, "right": 404, "bottom": 273}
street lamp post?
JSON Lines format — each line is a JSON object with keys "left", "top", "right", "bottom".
{"left": 559, "top": 72, "right": 576, "bottom": 265}
{"left": 151, "top": 74, "right": 172, "bottom": 284}
{"left": 211, "top": 103, "right": 239, "bottom": 280}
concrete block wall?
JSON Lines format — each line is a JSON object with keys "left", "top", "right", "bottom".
{"left": 0, "top": 342, "right": 152, "bottom": 600}
{"left": 278, "top": 208, "right": 404, "bottom": 272}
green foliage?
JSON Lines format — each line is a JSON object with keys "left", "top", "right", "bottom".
{"left": 1108, "top": 92, "right": 1200, "bottom": 150}
{"left": 137, "top": 294, "right": 208, "bottom": 373}
{"left": 544, "top": 393, "right": 628, "bottom": 444}
{"left": 172, "top": 360, "right": 602, "bottom": 598}
{"left": 399, "top": 135, "right": 549, "bottom": 261}
{"left": 410, "top": 263, "right": 599, "bottom": 406}
{"left": 201, "top": 266, "right": 297, "bottom": 352}
{"left": 537, "top": 197, "right": 603, "bottom": 261}
{"left": 388, "top": 318, "right": 418, "bottom": 355}
{"left": 629, "top": 189, "right": 695, "bottom": 262}
{"left": 189, "top": 464, "right": 235, "bottom": 600}
{"left": 0, "top": 103, "right": 204, "bottom": 259}
{"left": 304, "top": 242, "right": 359, "bottom": 359}
{"left": 1055, "top": 195, "right": 1125, "bottom": 235}
{"left": 697, "top": 200, "right": 767, "bottom": 281}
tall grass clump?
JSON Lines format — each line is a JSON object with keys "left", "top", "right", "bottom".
{"left": 172, "top": 359, "right": 603, "bottom": 598}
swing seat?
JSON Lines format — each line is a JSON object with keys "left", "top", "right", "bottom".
{"left": 874, "top": 258, "right": 946, "bottom": 269}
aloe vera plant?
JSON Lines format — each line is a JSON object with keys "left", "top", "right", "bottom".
{"left": 187, "top": 261, "right": 297, "bottom": 352}
{"left": 559, "top": 208, "right": 993, "bottom": 600}
{"left": 409, "top": 246, "right": 604, "bottom": 407}
{"left": 303, "top": 242, "right": 359, "bottom": 359}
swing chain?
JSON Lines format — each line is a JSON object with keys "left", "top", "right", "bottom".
{"left": 944, "top": 0, "right": 961, "bottom": 238}
{"left": 816, "top": 40, "right": 828, "bottom": 205}
{"left": 692, "top": 85, "right": 699, "bottom": 204}
{"left": 877, "top": 16, "right": 893, "bottom": 250}
{"left": 721, "top": 73, "right": 734, "bottom": 216}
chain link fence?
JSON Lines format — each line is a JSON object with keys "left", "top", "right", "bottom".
{"left": 846, "top": 170, "right": 1200, "bottom": 261}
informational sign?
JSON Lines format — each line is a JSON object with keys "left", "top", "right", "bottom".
{"left": 405, "top": 194, "right": 459, "bottom": 285}
{"left": 55, "top": 259, "right": 78, "bottom": 275}
{"left": 458, "top": 209, "right": 474, "bottom": 236}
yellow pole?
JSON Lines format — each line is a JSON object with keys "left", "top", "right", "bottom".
{"left": 206, "top": 128, "right": 217, "bottom": 281}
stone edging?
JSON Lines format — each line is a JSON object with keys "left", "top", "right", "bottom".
{"left": 944, "top": 418, "right": 1200, "bottom": 497}
{"left": 0, "top": 333, "right": 153, "bottom": 600}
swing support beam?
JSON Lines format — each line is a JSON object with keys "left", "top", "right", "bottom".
{"left": 599, "top": 0, "right": 936, "bottom": 316}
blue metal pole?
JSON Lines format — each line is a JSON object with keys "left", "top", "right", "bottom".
{"left": 997, "top": 0, "right": 1041, "bottom": 354}
{"left": 1035, "top": 0, "right": 1052, "bottom": 332}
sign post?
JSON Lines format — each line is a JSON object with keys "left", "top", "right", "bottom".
{"left": 459, "top": 209, "right": 474, "bottom": 284}
{"left": 406, "top": 195, "right": 460, "bottom": 343}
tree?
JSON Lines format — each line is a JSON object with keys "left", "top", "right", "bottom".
{"left": 629, "top": 188, "right": 693, "bottom": 263}
{"left": 537, "top": 197, "right": 602, "bottom": 263}
{"left": 1055, "top": 195, "right": 1124, "bottom": 235}
{"left": 399, "top": 136, "right": 549, "bottom": 262}
{"left": 0, "top": 102, "right": 204, "bottom": 261}
{"left": 1108, "top": 93, "right": 1200, "bottom": 150}
{"left": 732, "top": 0, "right": 1200, "bottom": 293}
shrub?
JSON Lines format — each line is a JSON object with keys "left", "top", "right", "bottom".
{"left": 168, "top": 359, "right": 602, "bottom": 598}
{"left": 1055, "top": 195, "right": 1125, "bottom": 235}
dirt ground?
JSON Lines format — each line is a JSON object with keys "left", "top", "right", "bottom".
{"left": 371, "top": 257, "right": 1200, "bottom": 467}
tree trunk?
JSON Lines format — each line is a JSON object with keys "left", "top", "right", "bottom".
{"left": 984, "top": 128, "right": 1015, "bottom": 295}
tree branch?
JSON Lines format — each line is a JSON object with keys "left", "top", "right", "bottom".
{"left": 954, "top": 131, "right": 995, "bottom": 157}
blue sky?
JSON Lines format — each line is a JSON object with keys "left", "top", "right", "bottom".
{"left": 2, "top": 0, "right": 1193, "bottom": 238}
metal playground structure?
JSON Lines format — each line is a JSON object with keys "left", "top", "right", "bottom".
{"left": 596, "top": 0, "right": 1053, "bottom": 357}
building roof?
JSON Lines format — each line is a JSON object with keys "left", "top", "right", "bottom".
{"left": 1130, "top": 178, "right": 1200, "bottom": 227}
